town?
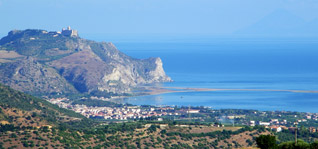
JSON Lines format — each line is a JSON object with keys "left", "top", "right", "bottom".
{"left": 48, "top": 97, "right": 198, "bottom": 120}
{"left": 48, "top": 97, "right": 318, "bottom": 133}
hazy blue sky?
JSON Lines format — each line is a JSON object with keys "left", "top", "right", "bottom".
{"left": 1, "top": 0, "right": 318, "bottom": 38}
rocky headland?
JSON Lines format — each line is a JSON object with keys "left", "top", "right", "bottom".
{"left": 0, "top": 27, "right": 171, "bottom": 97}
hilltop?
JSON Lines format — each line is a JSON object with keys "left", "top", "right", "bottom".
{"left": 0, "top": 27, "right": 171, "bottom": 97}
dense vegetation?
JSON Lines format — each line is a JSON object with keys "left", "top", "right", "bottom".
{"left": 0, "top": 120, "right": 267, "bottom": 148}
{"left": 256, "top": 134, "right": 318, "bottom": 149}
{"left": 276, "top": 126, "right": 318, "bottom": 143}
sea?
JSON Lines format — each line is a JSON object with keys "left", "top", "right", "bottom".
{"left": 92, "top": 36, "right": 318, "bottom": 113}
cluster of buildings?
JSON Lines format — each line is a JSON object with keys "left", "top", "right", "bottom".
{"left": 221, "top": 111, "right": 318, "bottom": 133}
{"left": 48, "top": 98, "right": 200, "bottom": 120}
{"left": 37, "top": 26, "right": 78, "bottom": 38}
{"left": 248, "top": 119, "right": 288, "bottom": 132}
{"left": 248, "top": 114, "right": 318, "bottom": 132}
{"left": 61, "top": 26, "right": 78, "bottom": 37}
{"left": 48, "top": 97, "right": 318, "bottom": 134}
{"left": 249, "top": 119, "right": 288, "bottom": 127}
{"left": 73, "top": 105, "right": 175, "bottom": 120}
{"left": 47, "top": 97, "right": 70, "bottom": 109}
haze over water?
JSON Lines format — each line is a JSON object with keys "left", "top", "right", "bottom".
{"left": 113, "top": 37, "right": 318, "bottom": 113}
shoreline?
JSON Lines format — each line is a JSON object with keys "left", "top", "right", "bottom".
{"left": 140, "top": 86, "right": 318, "bottom": 96}
{"left": 135, "top": 86, "right": 189, "bottom": 96}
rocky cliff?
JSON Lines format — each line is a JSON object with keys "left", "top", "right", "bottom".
{"left": 0, "top": 29, "right": 171, "bottom": 96}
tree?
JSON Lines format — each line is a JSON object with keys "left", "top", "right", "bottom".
{"left": 310, "top": 141, "right": 318, "bottom": 149}
{"left": 256, "top": 135, "right": 277, "bottom": 149}
{"left": 278, "top": 139, "right": 310, "bottom": 149}
{"left": 148, "top": 125, "right": 157, "bottom": 133}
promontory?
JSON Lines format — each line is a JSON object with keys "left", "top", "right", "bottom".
{"left": 0, "top": 27, "right": 171, "bottom": 97}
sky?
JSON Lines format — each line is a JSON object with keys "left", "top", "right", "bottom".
{"left": 0, "top": 0, "right": 318, "bottom": 39}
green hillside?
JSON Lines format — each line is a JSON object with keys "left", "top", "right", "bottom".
{"left": 0, "top": 83, "right": 90, "bottom": 128}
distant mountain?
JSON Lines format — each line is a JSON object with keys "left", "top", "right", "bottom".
{"left": 0, "top": 28, "right": 171, "bottom": 97}
{"left": 235, "top": 9, "right": 318, "bottom": 37}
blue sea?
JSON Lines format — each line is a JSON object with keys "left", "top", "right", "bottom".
{"left": 111, "top": 37, "right": 318, "bottom": 113}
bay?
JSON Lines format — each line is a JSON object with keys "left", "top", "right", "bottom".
{"left": 112, "top": 37, "right": 318, "bottom": 113}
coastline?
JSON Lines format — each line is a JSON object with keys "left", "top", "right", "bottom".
{"left": 141, "top": 86, "right": 318, "bottom": 96}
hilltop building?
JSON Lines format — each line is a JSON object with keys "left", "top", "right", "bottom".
{"left": 61, "top": 26, "right": 78, "bottom": 37}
